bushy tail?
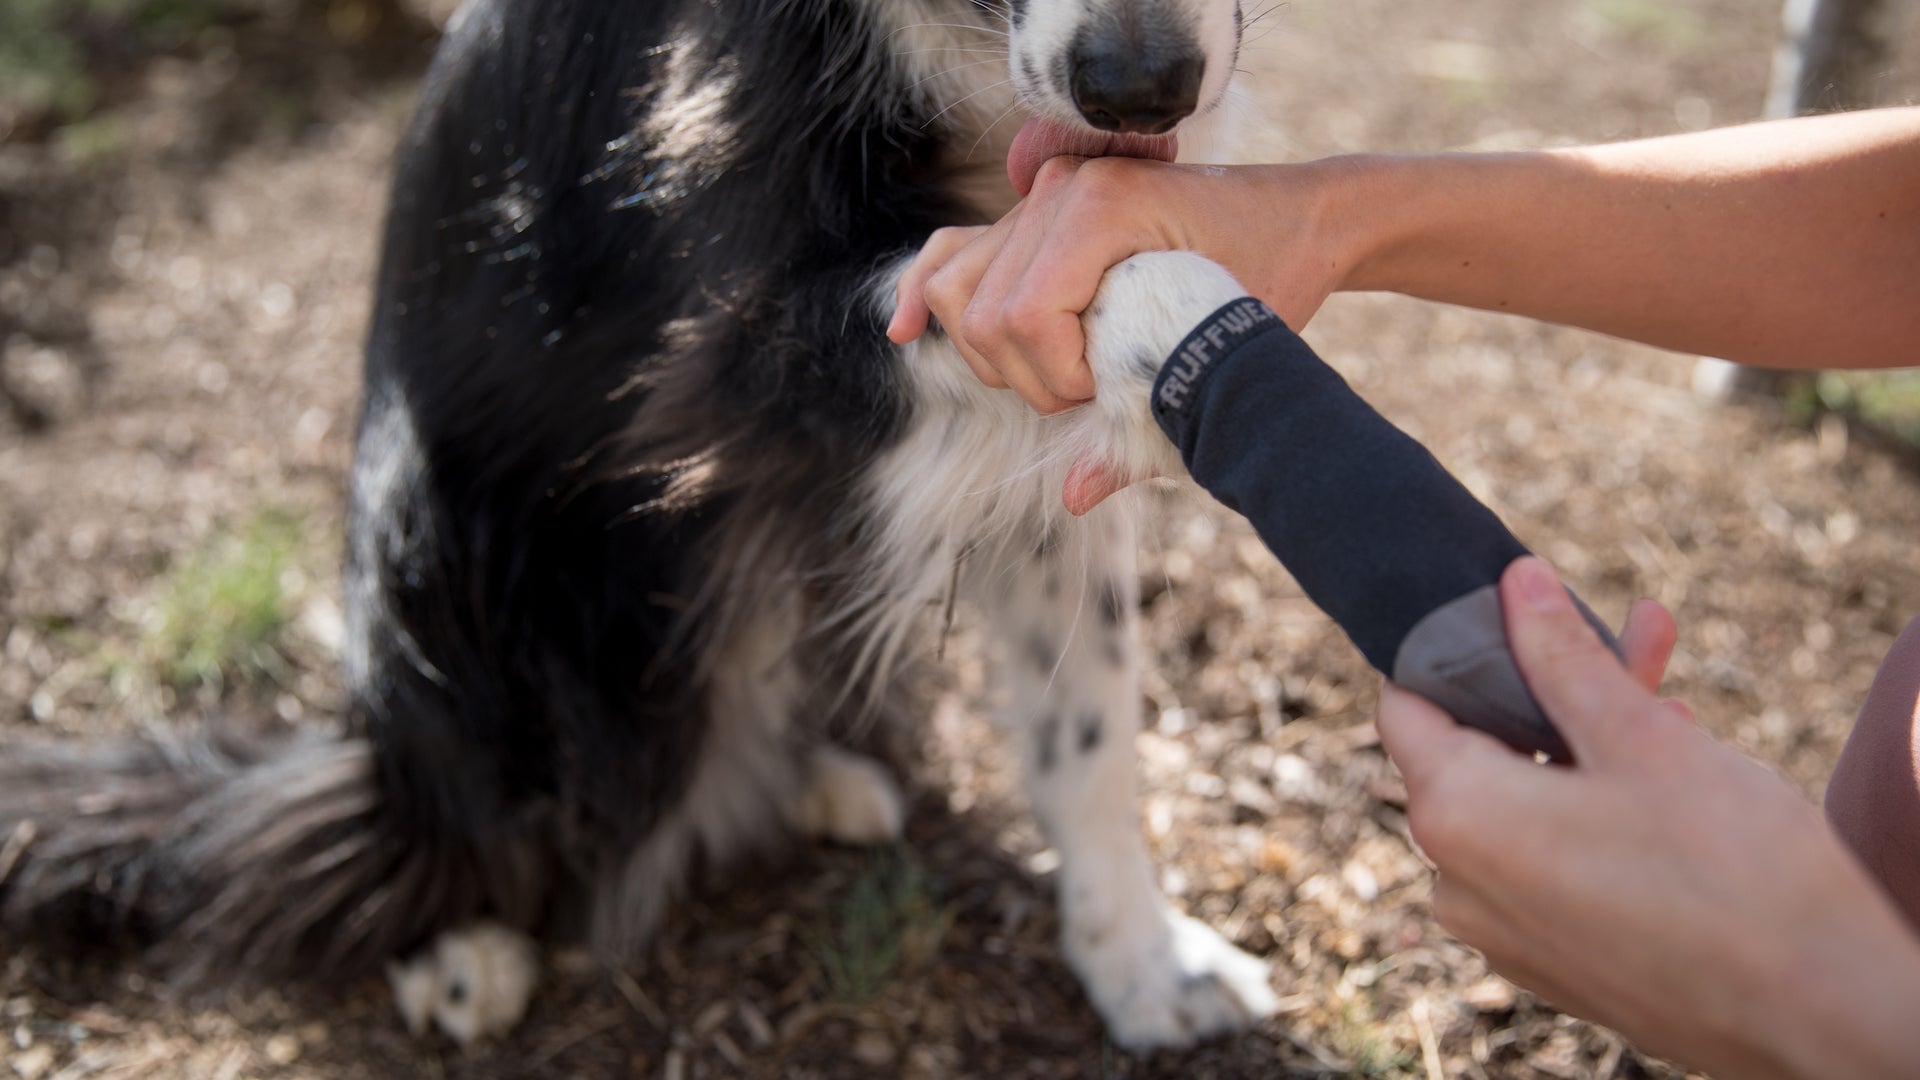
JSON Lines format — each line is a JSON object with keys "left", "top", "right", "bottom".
{"left": 0, "top": 727, "right": 468, "bottom": 986}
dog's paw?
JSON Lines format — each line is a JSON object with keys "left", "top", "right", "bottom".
{"left": 1067, "top": 905, "right": 1279, "bottom": 1051}
{"left": 1076, "top": 251, "right": 1251, "bottom": 486}
{"left": 794, "top": 745, "right": 906, "bottom": 845}
{"left": 388, "top": 922, "right": 539, "bottom": 1046}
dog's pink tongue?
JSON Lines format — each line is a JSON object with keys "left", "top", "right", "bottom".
{"left": 1007, "top": 117, "right": 1178, "bottom": 196}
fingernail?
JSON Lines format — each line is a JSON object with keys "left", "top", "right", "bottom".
{"left": 1512, "top": 557, "right": 1568, "bottom": 612}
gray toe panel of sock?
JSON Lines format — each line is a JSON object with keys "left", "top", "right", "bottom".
{"left": 1390, "top": 585, "right": 1622, "bottom": 763}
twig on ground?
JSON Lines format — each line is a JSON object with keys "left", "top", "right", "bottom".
{"left": 1412, "top": 996, "right": 1445, "bottom": 1080}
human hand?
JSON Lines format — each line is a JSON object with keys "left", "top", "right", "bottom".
{"left": 1378, "top": 557, "right": 1920, "bottom": 1079}
{"left": 886, "top": 156, "right": 1348, "bottom": 415}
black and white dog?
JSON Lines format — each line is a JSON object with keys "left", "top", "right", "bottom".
{"left": 1, "top": 0, "right": 1276, "bottom": 1052}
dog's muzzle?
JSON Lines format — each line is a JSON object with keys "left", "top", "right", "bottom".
{"left": 1067, "top": 27, "right": 1203, "bottom": 135}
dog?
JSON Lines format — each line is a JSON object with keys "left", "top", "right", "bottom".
{"left": 0, "top": 0, "right": 1278, "bottom": 1052}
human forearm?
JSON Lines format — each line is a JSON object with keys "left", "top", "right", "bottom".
{"left": 1323, "top": 108, "right": 1920, "bottom": 369}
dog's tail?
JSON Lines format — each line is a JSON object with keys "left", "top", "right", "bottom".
{"left": 0, "top": 726, "right": 465, "bottom": 986}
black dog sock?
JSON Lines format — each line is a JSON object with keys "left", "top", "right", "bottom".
{"left": 1150, "top": 298, "right": 1620, "bottom": 762}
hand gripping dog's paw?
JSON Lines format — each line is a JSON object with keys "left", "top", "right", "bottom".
{"left": 1068, "top": 251, "right": 1251, "bottom": 513}
{"left": 1065, "top": 900, "right": 1280, "bottom": 1050}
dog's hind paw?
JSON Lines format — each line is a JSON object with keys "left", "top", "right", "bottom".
{"left": 388, "top": 922, "right": 539, "bottom": 1046}
{"left": 794, "top": 745, "right": 906, "bottom": 845}
{"left": 1071, "top": 906, "right": 1279, "bottom": 1051}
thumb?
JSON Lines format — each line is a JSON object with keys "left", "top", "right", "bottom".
{"left": 1376, "top": 682, "right": 1518, "bottom": 800}
{"left": 1500, "top": 556, "right": 1658, "bottom": 763}
{"left": 1064, "top": 453, "right": 1163, "bottom": 516}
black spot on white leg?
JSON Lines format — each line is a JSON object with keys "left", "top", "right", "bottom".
{"left": 1025, "top": 632, "right": 1056, "bottom": 675}
{"left": 1097, "top": 580, "right": 1124, "bottom": 628}
{"left": 1036, "top": 712, "right": 1061, "bottom": 773}
{"left": 1077, "top": 710, "right": 1103, "bottom": 753}
{"left": 446, "top": 979, "right": 468, "bottom": 1005}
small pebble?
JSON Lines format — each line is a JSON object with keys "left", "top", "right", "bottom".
{"left": 11, "top": 1044, "right": 55, "bottom": 1080}
{"left": 264, "top": 1033, "right": 301, "bottom": 1065}
{"left": 852, "top": 1030, "right": 893, "bottom": 1068}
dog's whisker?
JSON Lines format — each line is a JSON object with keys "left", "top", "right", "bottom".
{"left": 909, "top": 57, "right": 1011, "bottom": 93}
{"left": 965, "top": 98, "right": 1028, "bottom": 160}
{"left": 923, "top": 78, "right": 1014, "bottom": 128}
{"left": 893, "top": 46, "right": 1009, "bottom": 56}
{"left": 886, "top": 21, "right": 1010, "bottom": 39}
{"left": 1241, "top": 0, "right": 1287, "bottom": 27}
{"left": 962, "top": 0, "right": 1016, "bottom": 32}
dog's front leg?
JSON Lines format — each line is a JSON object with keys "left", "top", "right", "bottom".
{"left": 872, "top": 247, "right": 1276, "bottom": 1048}
{"left": 978, "top": 510, "right": 1278, "bottom": 1050}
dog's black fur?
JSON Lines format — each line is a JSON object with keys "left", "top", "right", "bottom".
{"left": 1, "top": 0, "right": 998, "bottom": 984}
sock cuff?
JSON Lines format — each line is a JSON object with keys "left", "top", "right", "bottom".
{"left": 1150, "top": 297, "right": 1292, "bottom": 452}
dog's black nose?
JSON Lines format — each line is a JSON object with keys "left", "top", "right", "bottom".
{"left": 1069, "top": 45, "right": 1203, "bottom": 135}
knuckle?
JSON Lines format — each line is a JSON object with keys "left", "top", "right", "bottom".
{"left": 925, "top": 225, "right": 973, "bottom": 251}
{"left": 963, "top": 353, "right": 1004, "bottom": 387}
{"left": 1032, "top": 156, "right": 1080, "bottom": 191}
{"left": 1074, "top": 154, "right": 1127, "bottom": 189}
{"left": 1071, "top": 156, "right": 1139, "bottom": 210}
{"left": 923, "top": 269, "right": 966, "bottom": 319}
{"left": 1001, "top": 293, "right": 1052, "bottom": 333}
{"left": 957, "top": 306, "right": 1003, "bottom": 352}
{"left": 1055, "top": 366, "right": 1096, "bottom": 400}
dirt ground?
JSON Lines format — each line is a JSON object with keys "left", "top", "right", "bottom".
{"left": 2, "top": 1, "right": 1918, "bottom": 1077}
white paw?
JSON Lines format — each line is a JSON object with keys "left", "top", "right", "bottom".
{"left": 388, "top": 922, "right": 539, "bottom": 1046}
{"left": 1067, "top": 905, "right": 1279, "bottom": 1051}
{"left": 794, "top": 745, "right": 906, "bottom": 845}
{"left": 1076, "top": 251, "right": 1251, "bottom": 484}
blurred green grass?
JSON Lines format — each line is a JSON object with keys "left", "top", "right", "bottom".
{"left": 805, "top": 848, "right": 956, "bottom": 1004}
{"left": 0, "top": 0, "right": 261, "bottom": 126}
{"left": 1581, "top": 0, "right": 1709, "bottom": 51}
{"left": 141, "top": 508, "right": 307, "bottom": 692}
{"left": 1804, "top": 370, "right": 1920, "bottom": 446}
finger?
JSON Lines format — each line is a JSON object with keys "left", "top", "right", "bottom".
{"left": 956, "top": 336, "right": 1011, "bottom": 390}
{"left": 922, "top": 229, "right": 1014, "bottom": 390}
{"left": 1375, "top": 682, "right": 1516, "bottom": 800}
{"left": 1500, "top": 557, "right": 1661, "bottom": 762}
{"left": 1062, "top": 454, "right": 1130, "bottom": 515}
{"left": 961, "top": 162, "right": 1098, "bottom": 411}
{"left": 960, "top": 287, "right": 1080, "bottom": 413}
{"left": 1007, "top": 160, "right": 1176, "bottom": 402}
{"left": 1617, "top": 598, "right": 1678, "bottom": 694}
{"left": 1001, "top": 294, "right": 1094, "bottom": 403}
{"left": 889, "top": 226, "right": 988, "bottom": 344}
